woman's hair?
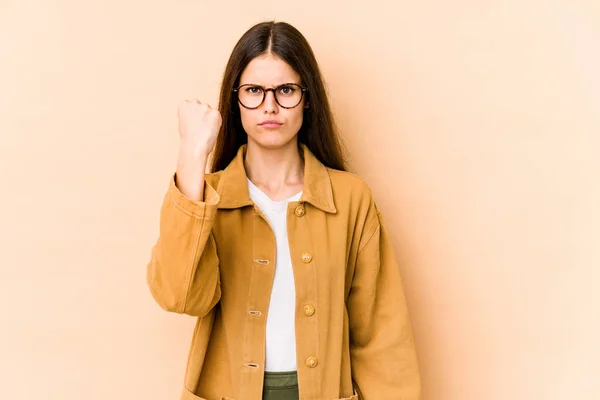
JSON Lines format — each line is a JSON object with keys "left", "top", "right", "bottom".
{"left": 210, "top": 21, "right": 347, "bottom": 172}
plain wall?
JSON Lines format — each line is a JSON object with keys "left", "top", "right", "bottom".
{"left": 1, "top": 1, "right": 599, "bottom": 399}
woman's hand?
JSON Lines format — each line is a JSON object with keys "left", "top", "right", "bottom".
{"left": 175, "top": 99, "right": 221, "bottom": 201}
{"left": 177, "top": 99, "right": 222, "bottom": 158}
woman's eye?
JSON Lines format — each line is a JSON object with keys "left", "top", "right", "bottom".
{"left": 246, "top": 86, "right": 263, "bottom": 95}
{"left": 278, "top": 86, "right": 295, "bottom": 95}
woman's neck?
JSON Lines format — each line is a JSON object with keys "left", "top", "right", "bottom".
{"left": 244, "top": 139, "right": 304, "bottom": 201}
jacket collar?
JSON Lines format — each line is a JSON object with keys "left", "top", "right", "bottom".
{"left": 216, "top": 143, "right": 337, "bottom": 213}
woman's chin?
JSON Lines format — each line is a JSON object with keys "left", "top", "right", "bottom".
{"left": 249, "top": 132, "right": 297, "bottom": 149}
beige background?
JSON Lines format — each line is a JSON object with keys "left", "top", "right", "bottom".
{"left": 1, "top": 1, "right": 599, "bottom": 399}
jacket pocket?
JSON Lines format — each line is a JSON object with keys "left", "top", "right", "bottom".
{"left": 181, "top": 386, "right": 234, "bottom": 400}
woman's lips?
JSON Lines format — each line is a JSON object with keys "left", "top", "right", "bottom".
{"left": 260, "top": 123, "right": 283, "bottom": 128}
{"left": 259, "top": 121, "right": 283, "bottom": 128}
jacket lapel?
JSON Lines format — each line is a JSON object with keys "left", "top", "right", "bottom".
{"left": 217, "top": 143, "right": 337, "bottom": 214}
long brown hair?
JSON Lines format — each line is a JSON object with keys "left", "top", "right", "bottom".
{"left": 210, "top": 21, "right": 347, "bottom": 172}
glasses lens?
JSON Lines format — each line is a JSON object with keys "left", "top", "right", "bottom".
{"left": 275, "top": 84, "right": 303, "bottom": 108}
{"left": 238, "top": 85, "right": 264, "bottom": 108}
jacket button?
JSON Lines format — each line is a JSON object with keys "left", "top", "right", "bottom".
{"left": 305, "top": 356, "right": 318, "bottom": 368}
{"left": 303, "top": 305, "right": 315, "bottom": 316}
{"left": 301, "top": 252, "right": 312, "bottom": 263}
{"left": 294, "top": 206, "right": 305, "bottom": 217}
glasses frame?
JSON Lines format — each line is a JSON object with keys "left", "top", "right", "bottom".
{"left": 233, "top": 83, "right": 308, "bottom": 110}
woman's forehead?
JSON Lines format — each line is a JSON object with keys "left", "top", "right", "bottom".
{"left": 239, "top": 54, "right": 300, "bottom": 85}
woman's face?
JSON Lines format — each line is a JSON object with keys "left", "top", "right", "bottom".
{"left": 237, "top": 53, "right": 307, "bottom": 150}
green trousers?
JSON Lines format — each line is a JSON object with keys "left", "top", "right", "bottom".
{"left": 262, "top": 371, "right": 299, "bottom": 400}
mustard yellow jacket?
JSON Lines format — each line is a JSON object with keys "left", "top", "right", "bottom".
{"left": 147, "top": 144, "right": 421, "bottom": 400}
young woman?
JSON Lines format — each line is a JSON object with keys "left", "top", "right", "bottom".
{"left": 147, "top": 21, "right": 421, "bottom": 400}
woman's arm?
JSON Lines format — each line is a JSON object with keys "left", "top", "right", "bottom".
{"left": 347, "top": 207, "right": 422, "bottom": 399}
{"left": 146, "top": 171, "right": 221, "bottom": 317}
{"left": 147, "top": 99, "right": 222, "bottom": 317}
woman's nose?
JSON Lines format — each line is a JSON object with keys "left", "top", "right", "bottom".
{"left": 263, "top": 90, "right": 278, "bottom": 112}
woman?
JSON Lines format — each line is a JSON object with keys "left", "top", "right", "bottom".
{"left": 147, "top": 21, "right": 421, "bottom": 400}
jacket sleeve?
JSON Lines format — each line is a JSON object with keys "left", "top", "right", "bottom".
{"left": 347, "top": 209, "right": 422, "bottom": 399}
{"left": 146, "top": 174, "right": 221, "bottom": 317}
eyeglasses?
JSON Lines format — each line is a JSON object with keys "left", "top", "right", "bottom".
{"left": 233, "top": 83, "right": 308, "bottom": 109}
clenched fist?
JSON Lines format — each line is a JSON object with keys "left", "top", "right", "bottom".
{"left": 178, "top": 99, "right": 222, "bottom": 158}
{"left": 175, "top": 99, "right": 222, "bottom": 201}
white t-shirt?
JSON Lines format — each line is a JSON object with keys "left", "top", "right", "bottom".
{"left": 247, "top": 178, "right": 302, "bottom": 372}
